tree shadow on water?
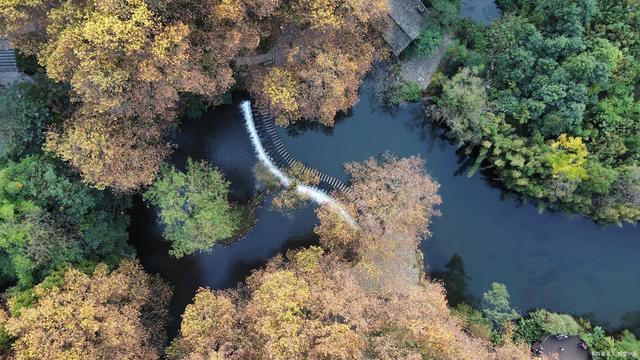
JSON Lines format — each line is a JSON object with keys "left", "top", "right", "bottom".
{"left": 429, "top": 253, "right": 479, "bottom": 307}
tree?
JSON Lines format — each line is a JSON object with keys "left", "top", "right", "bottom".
{"left": 144, "top": 159, "right": 246, "bottom": 258}
{"left": 583, "top": 326, "right": 616, "bottom": 360}
{"left": 45, "top": 110, "right": 171, "bottom": 192}
{"left": 172, "top": 246, "right": 532, "bottom": 360}
{"left": 0, "top": 0, "right": 223, "bottom": 121}
{"left": 343, "top": 155, "right": 442, "bottom": 238}
{"left": 314, "top": 202, "right": 358, "bottom": 256}
{"left": 250, "top": 0, "right": 389, "bottom": 125}
{"left": 481, "top": 282, "right": 520, "bottom": 330}
{"left": 0, "top": 155, "right": 130, "bottom": 289}
{"left": 166, "top": 288, "right": 237, "bottom": 359}
{"left": 170, "top": 247, "right": 367, "bottom": 360}
{"left": 547, "top": 134, "right": 589, "bottom": 181}
{"left": 0, "top": 83, "right": 50, "bottom": 160}
{"left": 1, "top": 0, "right": 266, "bottom": 190}
{"left": 414, "top": 26, "right": 444, "bottom": 57}
{"left": 431, "top": 0, "right": 640, "bottom": 223}
{"left": 4, "top": 260, "right": 171, "bottom": 360}
{"left": 433, "top": 67, "right": 489, "bottom": 145}
{"left": 531, "top": 309, "right": 581, "bottom": 335}
{"left": 254, "top": 44, "right": 382, "bottom": 126}
{"left": 386, "top": 80, "right": 422, "bottom": 106}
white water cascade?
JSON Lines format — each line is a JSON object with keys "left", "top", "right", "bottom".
{"left": 241, "top": 101, "right": 357, "bottom": 227}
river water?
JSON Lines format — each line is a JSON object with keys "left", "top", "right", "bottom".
{"left": 131, "top": 2, "right": 640, "bottom": 337}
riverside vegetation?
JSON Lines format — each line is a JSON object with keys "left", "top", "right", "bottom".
{"left": 0, "top": 0, "right": 639, "bottom": 358}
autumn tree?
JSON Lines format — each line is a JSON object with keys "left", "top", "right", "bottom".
{"left": 1, "top": 0, "right": 227, "bottom": 121}
{"left": 343, "top": 154, "right": 442, "bottom": 238}
{"left": 45, "top": 111, "right": 171, "bottom": 191}
{"left": 169, "top": 247, "right": 367, "bottom": 360}
{"left": 4, "top": 260, "right": 171, "bottom": 360}
{"left": 1, "top": 0, "right": 267, "bottom": 190}
{"left": 171, "top": 246, "right": 533, "bottom": 360}
{"left": 314, "top": 202, "right": 358, "bottom": 255}
{"left": 250, "top": 0, "right": 389, "bottom": 125}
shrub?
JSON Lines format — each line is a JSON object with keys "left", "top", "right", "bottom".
{"left": 387, "top": 81, "right": 422, "bottom": 106}
{"left": 415, "top": 27, "right": 444, "bottom": 57}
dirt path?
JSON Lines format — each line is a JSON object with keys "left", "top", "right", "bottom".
{"left": 400, "top": 34, "right": 453, "bottom": 89}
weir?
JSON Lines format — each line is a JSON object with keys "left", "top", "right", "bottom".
{"left": 241, "top": 101, "right": 357, "bottom": 227}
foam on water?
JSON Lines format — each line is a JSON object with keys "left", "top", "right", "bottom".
{"left": 241, "top": 101, "right": 356, "bottom": 227}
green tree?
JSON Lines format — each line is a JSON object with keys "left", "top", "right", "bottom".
{"left": 481, "top": 282, "right": 519, "bottom": 330}
{"left": 432, "top": 0, "right": 640, "bottom": 223}
{"left": 613, "top": 331, "right": 640, "bottom": 360}
{"left": 530, "top": 309, "right": 582, "bottom": 335}
{"left": 582, "top": 326, "right": 616, "bottom": 360}
{"left": 387, "top": 80, "right": 422, "bottom": 106}
{"left": 0, "top": 83, "right": 50, "bottom": 160}
{"left": 144, "top": 159, "right": 246, "bottom": 258}
{"left": 433, "top": 67, "right": 489, "bottom": 145}
{"left": 0, "top": 156, "right": 130, "bottom": 289}
{"left": 414, "top": 27, "right": 444, "bottom": 56}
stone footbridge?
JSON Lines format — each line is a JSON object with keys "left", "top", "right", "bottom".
{"left": 250, "top": 104, "right": 349, "bottom": 194}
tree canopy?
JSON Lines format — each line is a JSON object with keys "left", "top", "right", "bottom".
{"left": 0, "top": 0, "right": 391, "bottom": 190}
{"left": 2, "top": 260, "right": 171, "bottom": 360}
{"left": 0, "top": 155, "right": 130, "bottom": 289}
{"left": 144, "top": 159, "right": 247, "bottom": 258}
{"left": 432, "top": 0, "right": 640, "bottom": 223}
{"left": 0, "top": 83, "right": 50, "bottom": 160}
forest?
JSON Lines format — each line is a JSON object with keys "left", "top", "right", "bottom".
{"left": 0, "top": 0, "right": 639, "bottom": 359}
{"left": 430, "top": 0, "right": 640, "bottom": 224}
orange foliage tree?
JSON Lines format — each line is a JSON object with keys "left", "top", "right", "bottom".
{"left": 4, "top": 260, "right": 172, "bottom": 360}
{"left": 170, "top": 246, "right": 534, "bottom": 360}
{"left": 45, "top": 110, "right": 171, "bottom": 191}
{"left": 250, "top": 0, "right": 389, "bottom": 125}
{"left": 343, "top": 154, "right": 442, "bottom": 238}
{"left": 0, "top": 0, "right": 269, "bottom": 191}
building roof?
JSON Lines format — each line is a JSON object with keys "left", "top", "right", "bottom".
{"left": 380, "top": 0, "right": 426, "bottom": 55}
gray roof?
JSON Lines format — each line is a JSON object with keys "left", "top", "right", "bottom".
{"left": 379, "top": 0, "right": 426, "bottom": 55}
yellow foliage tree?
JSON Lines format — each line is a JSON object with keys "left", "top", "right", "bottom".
{"left": 166, "top": 289, "right": 237, "bottom": 359}
{"left": 1, "top": 0, "right": 265, "bottom": 190}
{"left": 45, "top": 110, "right": 170, "bottom": 191}
{"left": 251, "top": 0, "right": 388, "bottom": 125}
{"left": 4, "top": 260, "right": 171, "bottom": 360}
{"left": 547, "top": 134, "right": 589, "bottom": 181}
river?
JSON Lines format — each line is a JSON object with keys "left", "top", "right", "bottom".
{"left": 131, "top": 1, "right": 640, "bottom": 337}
